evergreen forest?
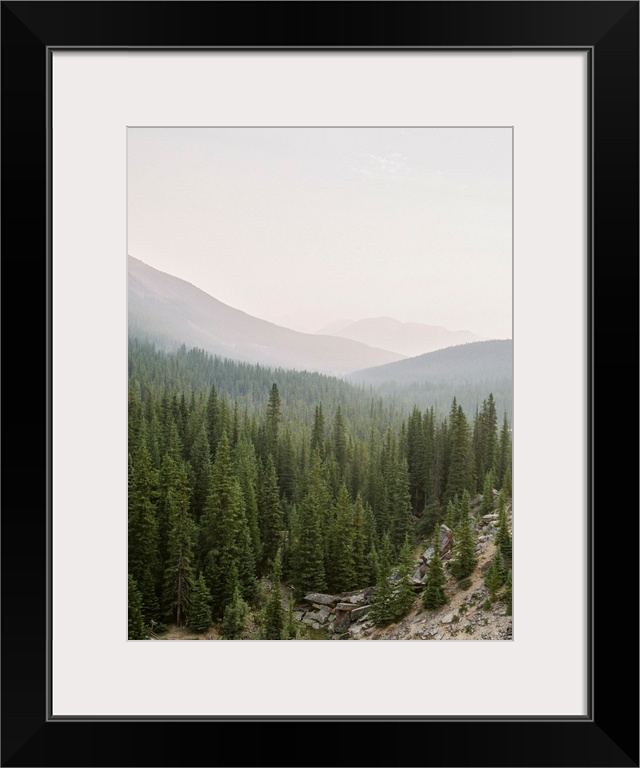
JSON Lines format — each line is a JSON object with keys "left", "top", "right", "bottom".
{"left": 128, "top": 338, "right": 513, "bottom": 640}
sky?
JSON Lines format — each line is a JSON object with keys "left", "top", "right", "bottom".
{"left": 128, "top": 127, "right": 512, "bottom": 339}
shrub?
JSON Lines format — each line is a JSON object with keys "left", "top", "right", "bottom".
{"left": 458, "top": 578, "right": 472, "bottom": 592}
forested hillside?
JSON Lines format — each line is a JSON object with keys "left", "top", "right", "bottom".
{"left": 128, "top": 339, "right": 512, "bottom": 640}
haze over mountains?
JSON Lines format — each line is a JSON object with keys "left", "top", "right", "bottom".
{"left": 348, "top": 340, "right": 512, "bottom": 385}
{"left": 128, "top": 256, "right": 512, "bottom": 400}
{"left": 128, "top": 256, "right": 405, "bottom": 376}
{"left": 317, "top": 317, "right": 480, "bottom": 357}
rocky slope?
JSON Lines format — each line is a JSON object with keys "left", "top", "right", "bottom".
{"left": 292, "top": 494, "right": 513, "bottom": 641}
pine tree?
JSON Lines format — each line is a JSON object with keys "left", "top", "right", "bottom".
{"left": 259, "top": 455, "right": 283, "bottom": 573}
{"left": 502, "top": 570, "right": 512, "bottom": 616}
{"left": 327, "top": 484, "right": 356, "bottom": 593}
{"left": 501, "top": 464, "right": 512, "bottom": 497}
{"left": 369, "top": 534, "right": 396, "bottom": 626}
{"left": 266, "top": 383, "right": 281, "bottom": 457}
{"left": 263, "top": 549, "right": 285, "bottom": 640}
{"left": 128, "top": 574, "right": 147, "bottom": 640}
{"left": 485, "top": 544, "right": 507, "bottom": 600}
{"left": 407, "top": 407, "right": 427, "bottom": 515}
{"left": 445, "top": 400, "right": 470, "bottom": 502}
{"left": 201, "top": 432, "right": 248, "bottom": 617}
{"left": 188, "top": 421, "right": 212, "bottom": 521}
{"left": 206, "top": 383, "right": 220, "bottom": 458}
{"left": 235, "top": 437, "right": 262, "bottom": 568}
{"left": 390, "top": 458, "right": 413, "bottom": 554}
{"left": 286, "top": 595, "right": 299, "bottom": 639}
{"left": 352, "top": 493, "right": 373, "bottom": 587}
{"left": 189, "top": 573, "right": 213, "bottom": 633}
{"left": 278, "top": 429, "right": 296, "bottom": 502}
{"left": 444, "top": 499, "right": 456, "bottom": 530}
{"left": 290, "top": 451, "right": 327, "bottom": 597}
{"left": 128, "top": 443, "right": 161, "bottom": 625}
{"left": 449, "top": 490, "right": 477, "bottom": 581}
{"left": 162, "top": 471, "right": 196, "bottom": 627}
{"left": 221, "top": 583, "right": 249, "bottom": 640}
{"left": 494, "top": 490, "right": 512, "bottom": 563}
{"left": 394, "top": 536, "right": 417, "bottom": 619}
{"left": 422, "top": 533, "right": 448, "bottom": 611}
{"left": 481, "top": 471, "right": 495, "bottom": 518}
{"left": 310, "top": 404, "right": 326, "bottom": 458}
{"left": 496, "top": 412, "right": 512, "bottom": 488}
{"left": 332, "top": 405, "right": 348, "bottom": 478}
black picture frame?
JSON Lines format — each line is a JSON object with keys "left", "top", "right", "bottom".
{"left": 2, "top": 2, "right": 637, "bottom": 766}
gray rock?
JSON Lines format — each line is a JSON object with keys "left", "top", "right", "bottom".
{"left": 303, "top": 593, "right": 338, "bottom": 605}
{"left": 441, "top": 613, "right": 454, "bottom": 624}
{"left": 294, "top": 611, "right": 304, "bottom": 621}
{"left": 312, "top": 622, "right": 320, "bottom": 630}
{"left": 335, "top": 602, "right": 358, "bottom": 612}
{"left": 349, "top": 593, "right": 366, "bottom": 605}
{"left": 350, "top": 605, "right": 371, "bottom": 621}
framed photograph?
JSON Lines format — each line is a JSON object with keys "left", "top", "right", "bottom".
{"left": 2, "top": 2, "right": 637, "bottom": 766}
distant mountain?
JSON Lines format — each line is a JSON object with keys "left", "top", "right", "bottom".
{"left": 128, "top": 256, "right": 405, "bottom": 376}
{"left": 318, "top": 316, "right": 480, "bottom": 357}
{"left": 348, "top": 339, "right": 512, "bottom": 385}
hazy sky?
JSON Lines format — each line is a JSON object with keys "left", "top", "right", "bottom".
{"left": 128, "top": 127, "right": 512, "bottom": 338}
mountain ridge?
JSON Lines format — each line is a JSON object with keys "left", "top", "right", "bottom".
{"left": 128, "top": 255, "right": 405, "bottom": 376}
{"left": 318, "top": 315, "right": 481, "bottom": 357}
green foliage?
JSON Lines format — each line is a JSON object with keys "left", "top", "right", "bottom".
{"left": 286, "top": 594, "right": 299, "bottom": 640}
{"left": 327, "top": 484, "right": 357, "bottom": 593}
{"left": 449, "top": 490, "right": 477, "bottom": 581}
{"left": 128, "top": 574, "right": 147, "bottom": 640}
{"left": 221, "top": 583, "right": 249, "bottom": 640}
{"left": 259, "top": 455, "right": 283, "bottom": 573}
{"left": 422, "top": 535, "right": 448, "bottom": 611}
{"left": 263, "top": 549, "right": 285, "bottom": 640}
{"left": 481, "top": 472, "right": 495, "bottom": 518}
{"left": 394, "top": 536, "right": 417, "bottom": 619}
{"left": 369, "top": 535, "right": 396, "bottom": 626}
{"left": 162, "top": 461, "right": 196, "bottom": 627}
{"left": 503, "top": 570, "right": 512, "bottom": 616}
{"left": 128, "top": 339, "right": 511, "bottom": 637}
{"left": 458, "top": 578, "right": 472, "bottom": 592}
{"left": 290, "top": 452, "right": 327, "bottom": 597}
{"left": 189, "top": 573, "right": 213, "bottom": 633}
{"left": 484, "top": 544, "right": 507, "bottom": 600}
{"left": 494, "top": 490, "right": 512, "bottom": 562}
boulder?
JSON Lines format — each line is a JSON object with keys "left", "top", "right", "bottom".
{"left": 481, "top": 513, "right": 499, "bottom": 526}
{"left": 350, "top": 605, "right": 371, "bottom": 621}
{"left": 334, "top": 607, "right": 353, "bottom": 629}
{"left": 335, "top": 602, "right": 358, "bottom": 612}
{"left": 441, "top": 612, "right": 454, "bottom": 624}
{"left": 421, "top": 525, "right": 454, "bottom": 564}
{"left": 303, "top": 593, "right": 338, "bottom": 606}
